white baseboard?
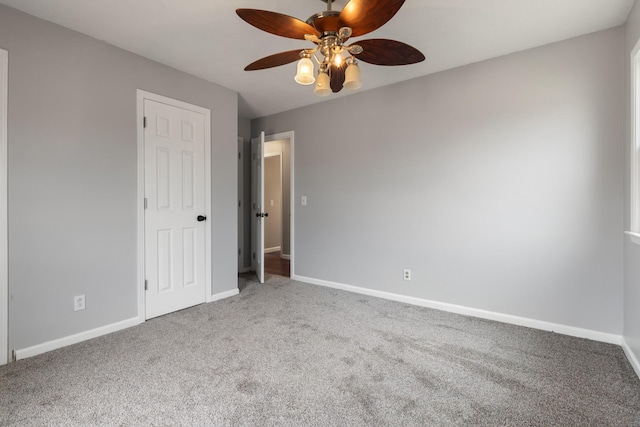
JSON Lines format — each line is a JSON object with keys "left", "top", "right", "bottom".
{"left": 238, "top": 267, "right": 253, "bottom": 274}
{"left": 210, "top": 288, "right": 239, "bottom": 302}
{"left": 280, "top": 253, "right": 290, "bottom": 260}
{"left": 264, "top": 246, "right": 281, "bottom": 254}
{"left": 292, "top": 274, "right": 622, "bottom": 345}
{"left": 15, "top": 317, "right": 140, "bottom": 361}
{"left": 622, "top": 338, "right": 640, "bottom": 379}
{"left": 16, "top": 289, "right": 239, "bottom": 362}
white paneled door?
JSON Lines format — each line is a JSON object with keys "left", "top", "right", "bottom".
{"left": 252, "top": 132, "right": 265, "bottom": 283}
{"left": 144, "top": 99, "right": 207, "bottom": 319}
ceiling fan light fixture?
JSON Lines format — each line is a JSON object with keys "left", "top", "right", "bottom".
{"left": 238, "top": 0, "right": 425, "bottom": 95}
{"left": 314, "top": 69, "right": 331, "bottom": 96}
{"left": 294, "top": 56, "right": 315, "bottom": 85}
{"left": 333, "top": 52, "right": 343, "bottom": 67}
{"left": 338, "top": 27, "right": 352, "bottom": 40}
{"left": 344, "top": 61, "right": 361, "bottom": 90}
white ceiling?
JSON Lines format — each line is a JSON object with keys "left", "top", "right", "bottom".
{"left": 0, "top": 0, "right": 634, "bottom": 119}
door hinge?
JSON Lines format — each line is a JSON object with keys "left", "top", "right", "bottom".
{"left": 238, "top": 248, "right": 241, "bottom": 256}
{"left": 253, "top": 252, "right": 256, "bottom": 260}
{"left": 143, "top": 116, "right": 147, "bottom": 128}
{"left": 238, "top": 200, "right": 241, "bottom": 208}
{"left": 238, "top": 152, "right": 242, "bottom": 160}
{"left": 144, "top": 198, "right": 147, "bottom": 209}
{"left": 144, "top": 280, "right": 148, "bottom": 291}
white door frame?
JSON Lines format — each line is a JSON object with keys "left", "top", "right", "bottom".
{"left": 0, "top": 49, "right": 8, "bottom": 365}
{"left": 237, "top": 137, "right": 244, "bottom": 271}
{"left": 136, "top": 90, "right": 212, "bottom": 322}
{"left": 264, "top": 150, "right": 282, "bottom": 253}
{"left": 264, "top": 131, "right": 295, "bottom": 277}
{"left": 251, "top": 133, "right": 265, "bottom": 282}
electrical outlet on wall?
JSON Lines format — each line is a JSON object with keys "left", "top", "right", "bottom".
{"left": 74, "top": 295, "right": 85, "bottom": 311}
{"left": 403, "top": 269, "right": 411, "bottom": 281}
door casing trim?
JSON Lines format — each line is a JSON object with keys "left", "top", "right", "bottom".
{"left": 264, "top": 131, "right": 294, "bottom": 277}
{"left": 0, "top": 48, "right": 8, "bottom": 365}
{"left": 264, "top": 151, "right": 283, "bottom": 255}
{"left": 136, "top": 90, "right": 212, "bottom": 323}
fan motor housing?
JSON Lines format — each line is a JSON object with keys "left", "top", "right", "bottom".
{"left": 307, "top": 10, "right": 340, "bottom": 34}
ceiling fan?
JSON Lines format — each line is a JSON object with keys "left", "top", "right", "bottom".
{"left": 236, "top": 0, "right": 425, "bottom": 96}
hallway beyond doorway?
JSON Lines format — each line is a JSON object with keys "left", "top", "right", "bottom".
{"left": 265, "top": 251, "right": 290, "bottom": 277}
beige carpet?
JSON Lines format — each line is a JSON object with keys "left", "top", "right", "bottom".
{"left": 1, "top": 274, "right": 639, "bottom": 425}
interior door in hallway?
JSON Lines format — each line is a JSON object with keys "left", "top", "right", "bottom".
{"left": 144, "top": 99, "right": 207, "bottom": 319}
{"left": 251, "top": 132, "right": 265, "bottom": 283}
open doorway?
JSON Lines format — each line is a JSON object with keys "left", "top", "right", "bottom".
{"left": 263, "top": 149, "right": 290, "bottom": 277}
{"left": 249, "top": 131, "right": 294, "bottom": 283}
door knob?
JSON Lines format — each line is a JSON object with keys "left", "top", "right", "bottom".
{"left": 197, "top": 215, "right": 207, "bottom": 222}
{"left": 255, "top": 212, "right": 269, "bottom": 218}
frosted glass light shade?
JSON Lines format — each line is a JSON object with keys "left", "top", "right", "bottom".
{"left": 344, "top": 62, "right": 361, "bottom": 90}
{"left": 334, "top": 53, "right": 343, "bottom": 67}
{"left": 314, "top": 71, "right": 331, "bottom": 96}
{"left": 294, "top": 57, "right": 315, "bottom": 85}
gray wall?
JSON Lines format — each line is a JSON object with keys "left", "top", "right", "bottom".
{"left": 238, "top": 116, "right": 251, "bottom": 142}
{"left": 264, "top": 155, "right": 282, "bottom": 249}
{"left": 625, "top": 1, "right": 640, "bottom": 367}
{"left": 1, "top": 5, "right": 238, "bottom": 351}
{"left": 253, "top": 28, "right": 624, "bottom": 334}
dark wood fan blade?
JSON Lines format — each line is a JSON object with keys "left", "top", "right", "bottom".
{"left": 330, "top": 63, "right": 346, "bottom": 93}
{"left": 313, "top": 15, "right": 340, "bottom": 33}
{"left": 237, "top": 9, "right": 320, "bottom": 40}
{"left": 354, "top": 39, "right": 425, "bottom": 65}
{"left": 338, "top": 0, "right": 405, "bottom": 37}
{"left": 245, "top": 50, "right": 303, "bottom": 71}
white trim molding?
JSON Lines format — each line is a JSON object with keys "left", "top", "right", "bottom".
{"left": 622, "top": 338, "right": 640, "bottom": 379}
{"left": 625, "top": 231, "right": 640, "bottom": 246}
{"left": 237, "top": 136, "right": 245, "bottom": 273}
{"left": 263, "top": 149, "right": 285, "bottom": 255}
{"left": 292, "top": 274, "right": 623, "bottom": 345}
{"left": 15, "top": 317, "right": 139, "bottom": 361}
{"left": 264, "top": 131, "right": 295, "bottom": 277}
{"left": 0, "top": 49, "right": 7, "bottom": 366}
{"left": 210, "top": 288, "right": 239, "bottom": 302}
{"left": 15, "top": 289, "right": 239, "bottom": 361}
{"left": 136, "top": 90, "right": 212, "bottom": 321}
{"left": 630, "top": 40, "right": 640, "bottom": 239}
{"left": 264, "top": 246, "right": 281, "bottom": 254}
